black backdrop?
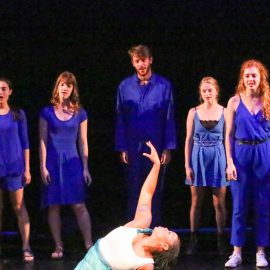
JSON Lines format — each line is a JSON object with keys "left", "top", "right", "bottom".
{"left": 1, "top": 1, "right": 270, "bottom": 238}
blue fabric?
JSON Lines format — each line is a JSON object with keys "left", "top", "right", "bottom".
{"left": 75, "top": 240, "right": 111, "bottom": 270}
{"left": 230, "top": 99, "right": 270, "bottom": 246}
{"left": 115, "top": 73, "right": 176, "bottom": 226}
{"left": 40, "top": 106, "right": 88, "bottom": 207}
{"left": 186, "top": 111, "right": 228, "bottom": 187}
{"left": 0, "top": 110, "right": 29, "bottom": 178}
{"left": 0, "top": 174, "right": 25, "bottom": 191}
{"left": 137, "top": 228, "right": 153, "bottom": 235}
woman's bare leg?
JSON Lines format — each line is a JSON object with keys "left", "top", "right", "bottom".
{"left": 48, "top": 205, "right": 63, "bottom": 250}
{"left": 72, "top": 203, "right": 93, "bottom": 249}
{"left": 212, "top": 187, "right": 227, "bottom": 233}
{"left": 9, "top": 188, "right": 31, "bottom": 250}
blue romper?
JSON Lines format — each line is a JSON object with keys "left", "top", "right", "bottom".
{"left": 40, "top": 106, "right": 88, "bottom": 207}
{"left": 230, "top": 98, "right": 270, "bottom": 247}
{"left": 186, "top": 110, "right": 228, "bottom": 187}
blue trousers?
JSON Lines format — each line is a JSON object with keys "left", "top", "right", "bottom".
{"left": 230, "top": 144, "right": 270, "bottom": 247}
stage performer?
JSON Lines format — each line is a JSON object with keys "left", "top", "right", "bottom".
{"left": 184, "top": 76, "right": 228, "bottom": 255}
{"left": 115, "top": 45, "right": 177, "bottom": 226}
{"left": 0, "top": 78, "right": 34, "bottom": 262}
{"left": 224, "top": 60, "right": 270, "bottom": 268}
{"left": 39, "top": 71, "right": 93, "bottom": 259}
{"left": 75, "top": 141, "right": 180, "bottom": 270}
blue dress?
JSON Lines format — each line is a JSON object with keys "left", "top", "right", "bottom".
{"left": 186, "top": 110, "right": 228, "bottom": 187}
{"left": 230, "top": 98, "right": 270, "bottom": 247}
{"left": 0, "top": 109, "right": 29, "bottom": 178}
{"left": 40, "top": 106, "right": 87, "bottom": 207}
{"left": 115, "top": 73, "right": 177, "bottom": 226}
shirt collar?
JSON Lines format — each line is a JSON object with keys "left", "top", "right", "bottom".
{"left": 133, "top": 73, "right": 156, "bottom": 85}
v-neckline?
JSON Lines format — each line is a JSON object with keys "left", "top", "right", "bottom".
{"left": 240, "top": 98, "right": 261, "bottom": 117}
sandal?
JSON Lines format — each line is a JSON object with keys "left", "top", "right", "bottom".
{"left": 51, "top": 246, "right": 63, "bottom": 259}
{"left": 23, "top": 249, "right": 34, "bottom": 262}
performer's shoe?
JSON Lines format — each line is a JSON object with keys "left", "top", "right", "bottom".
{"left": 217, "top": 233, "right": 227, "bottom": 255}
{"left": 23, "top": 249, "right": 35, "bottom": 263}
{"left": 185, "top": 232, "right": 199, "bottom": 255}
{"left": 256, "top": 251, "right": 268, "bottom": 267}
{"left": 225, "top": 253, "right": 242, "bottom": 268}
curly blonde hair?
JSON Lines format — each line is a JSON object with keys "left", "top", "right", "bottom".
{"left": 50, "top": 71, "right": 81, "bottom": 113}
{"left": 236, "top": 59, "right": 270, "bottom": 119}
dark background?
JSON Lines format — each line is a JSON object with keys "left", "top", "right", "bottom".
{"left": 1, "top": 1, "right": 270, "bottom": 240}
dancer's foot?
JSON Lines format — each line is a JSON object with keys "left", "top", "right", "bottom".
{"left": 23, "top": 249, "right": 34, "bottom": 262}
{"left": 51, "top": 246, "right": 63, "bottom": 259}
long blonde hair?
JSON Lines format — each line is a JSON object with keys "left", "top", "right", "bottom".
{"left": 236, "top": 59, "right": 270, "bottom": 119}
{"left": 50, "top": 71, "right": 81, "bottom": 113}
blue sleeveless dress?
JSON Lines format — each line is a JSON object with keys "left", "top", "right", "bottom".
{"left": 230, "top": 98, "right": 270, "bottom": 247}
{"left": 186, "top": 111, "right": 228, "bottom": 187}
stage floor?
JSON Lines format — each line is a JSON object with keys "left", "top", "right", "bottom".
{"left": 0, "top": 229, "right": 268, "bottom": 270}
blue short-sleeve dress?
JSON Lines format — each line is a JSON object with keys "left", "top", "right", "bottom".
{"left": 40, "top": 105, "right": 88, "bottom": 207}
{"left": 186, "top": 111, "right": 228, "bottom": 187}
{"left": 0, "top": 109, "right": 29, "bottom": 191}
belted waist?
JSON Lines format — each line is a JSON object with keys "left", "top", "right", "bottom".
{"left": 236, "top": 137, "right": 270, "bottom": 146}
{"left": 194, "top": 140, "right": 223, "bottom": 147}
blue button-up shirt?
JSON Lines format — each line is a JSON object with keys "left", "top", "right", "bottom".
{"left": 115, "top": 73, "right": 177, "bottom": 155}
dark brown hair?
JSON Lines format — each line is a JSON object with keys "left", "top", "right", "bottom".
{"left": 153, "top": 237, "right": 180, "bottom": 270}
{"left": 0, "top": 77, "right": 20, "bottom": 120}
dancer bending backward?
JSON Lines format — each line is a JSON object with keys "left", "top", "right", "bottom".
{"left": 224, "top": 60, "right": 270, "bottom": 268}
{"left": 0, "top": 78, "right": 34, "bottom": 262}
{"left": 39, "top": 71, "right": 93, "bottom": 259}
{"left": 184, "top": 77, "right": 228, "bottom": 255}
{"left": 75, "top": 141, "right": 180, "bottom": 270}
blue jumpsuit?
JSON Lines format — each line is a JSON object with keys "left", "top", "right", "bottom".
{"left": 231, "top": 98, "right": 270, "bottom": 247}
{"left": 115, "top": 73, "right": 177, "bottom": 226}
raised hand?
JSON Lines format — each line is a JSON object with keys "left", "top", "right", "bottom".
{"left": 142, "top": 141, "right": 160, "bottom": 165}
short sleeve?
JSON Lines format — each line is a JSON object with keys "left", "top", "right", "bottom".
{"left": 40, "top": 106, "right": 50, "bottom": 121}
{"left": 18, "top": 109, "right": 30, "bottom": 150}
{"left": 78, "top": 108, "right": 87, "bottom": 123}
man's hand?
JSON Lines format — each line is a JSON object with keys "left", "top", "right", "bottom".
{"left": 160, "top": 149, "right": 171, "bottom": 165}
{"left": 120, "top": 151, "right": 128, "bottom": 164}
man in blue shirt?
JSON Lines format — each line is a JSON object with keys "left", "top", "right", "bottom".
{"left": 115, "top": 45, "right": 177, "bottom": 226}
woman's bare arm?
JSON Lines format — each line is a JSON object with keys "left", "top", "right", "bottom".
{"left": 124, "top": 141, "right": 160, "bottom": 228}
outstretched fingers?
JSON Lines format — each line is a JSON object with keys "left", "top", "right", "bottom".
{"left": 142, "top": 141, "right": 160, "bottom": 165}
